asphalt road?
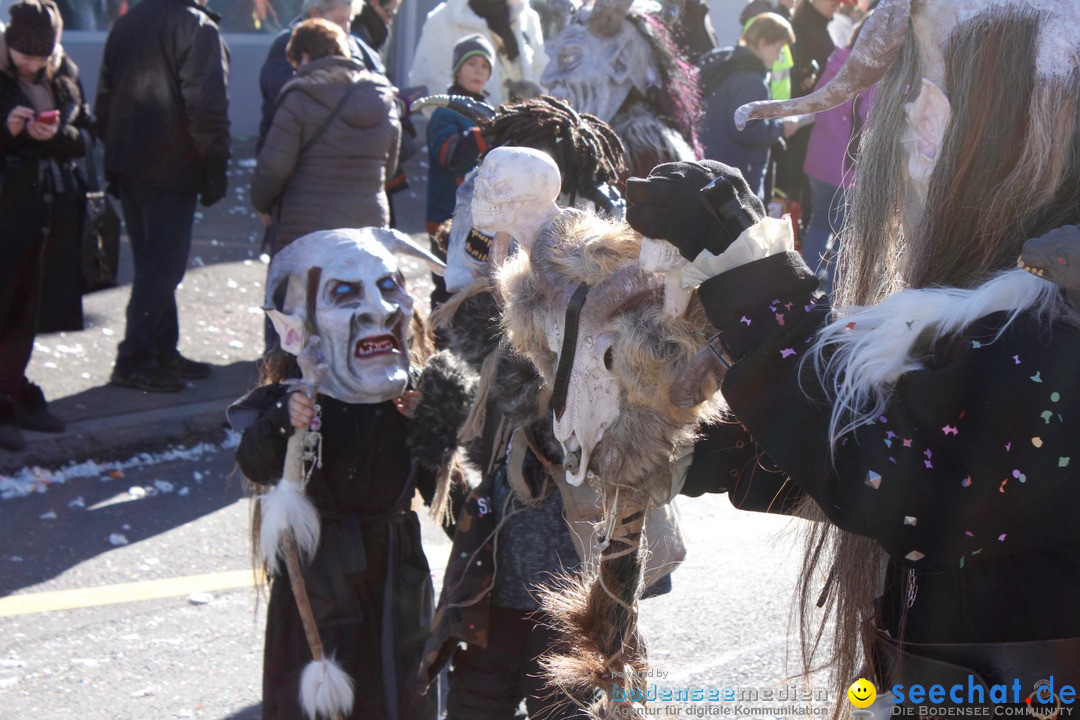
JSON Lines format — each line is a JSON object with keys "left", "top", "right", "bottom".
{"left": 0, "top": 443, "right": 826, "bottom": 719}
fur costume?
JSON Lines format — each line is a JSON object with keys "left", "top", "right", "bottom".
{"left": 540, "top": 0, "right": 702, "bottom": 178}
{"left": 496, "top": 209, "right": 723, "bottom": 716}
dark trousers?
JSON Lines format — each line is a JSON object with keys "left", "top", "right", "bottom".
{"left": 0, "top": 224, "right": 45, "bottom": 396}
{"left": 114, "top": 177, "right": 197, "bottom": 373}
{"left": 446, "top": 606, "right": 591, "bottom": 720}
{"left": 0, "top": 164, "right": 50, "bottom": 396}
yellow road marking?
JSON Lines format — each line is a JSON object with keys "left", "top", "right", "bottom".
{"left": 0, "top": 570, "right": 258, "bottom": 618}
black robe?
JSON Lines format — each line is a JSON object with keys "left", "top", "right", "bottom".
{"left": 235, "top": 385, "right": 438, "bottom": 720}
{"left": 686, "top": 252, "right": 1080, "bottom": 691}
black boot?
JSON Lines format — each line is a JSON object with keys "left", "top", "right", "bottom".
{"left": 0, "top": 395, "right": 25, "bottom": 452}
{"left": 17, "top": 382, "right": 65, "bottom": 433}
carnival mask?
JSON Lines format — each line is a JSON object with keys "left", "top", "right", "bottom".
{"left": 539, "top": 3, "right": 654, "bottom": 123}
{"left": 264, "top": 228, "right": 445, "bottom": 404}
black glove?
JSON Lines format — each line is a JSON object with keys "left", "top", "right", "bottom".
{"left": 625, "top": 160, "right": 765, "bottom": 261}
{"left": 199, "top": 160, "right": 228, "bottom": 207}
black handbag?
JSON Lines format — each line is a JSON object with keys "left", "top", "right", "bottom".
{"left": 79, "top": 129, "right": 120, "bottom": 294}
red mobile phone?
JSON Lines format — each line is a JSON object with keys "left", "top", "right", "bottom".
{"left": 36, "top": 110, "right": 60, "bottom": 125}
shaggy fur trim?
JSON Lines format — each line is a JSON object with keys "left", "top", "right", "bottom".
{"left": 811, "top": 268, "right": 1062, "bottom": 444}
{"left": 433, "top": 284, "right": 503, "bottom": 370}
{"left": 299, "top": 658, "right": 355, "bottom": 720}
{"left": 408, "top": 350, "right": 477, "bottom": 470}
{"left": 258, "top": 479, "right": 321, "bottom": 575}
{"left": 498, "top": 210, "right": 723, "bottom": 500}
{"left": 613, "top": 103, "right": 697, "bottom": 179}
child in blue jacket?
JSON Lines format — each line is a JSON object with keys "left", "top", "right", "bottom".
{"left": 426, "top": 34, "right": 493, "bottom": 306}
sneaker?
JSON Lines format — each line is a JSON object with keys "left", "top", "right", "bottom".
{"left": 17, "top": 382, "right": 65, "bottom": 433}
{"left": 110, "top": 366, "right": 184, "bottom": 393}
{"left": 159, "top": 353, "right": 212, "bottom": 380}
{"left": 0, "top": 396, "right": 25, "bottom": 452}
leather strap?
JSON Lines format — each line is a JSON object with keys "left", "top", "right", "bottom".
{"left": 550, "top": 282, "right": 589, "bottom": 420}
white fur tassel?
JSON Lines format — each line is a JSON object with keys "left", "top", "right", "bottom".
{"left": 258, "top": 480, "right": 321, "bottom": 575}
{"left": 811, "top": 269, "right": 1061, "bottom": 444}
{"left": 299, "top": 658, "right": 355, "bottom": 720}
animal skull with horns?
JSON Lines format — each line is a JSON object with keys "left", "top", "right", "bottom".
{"left": 478, "top": 147, "right": 722, "bottom": 499}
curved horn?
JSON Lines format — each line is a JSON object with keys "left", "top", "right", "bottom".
{"left": 669, "top": 339, "right": 726, "bottom": 408}
{"left": 412, "top": 94, "right": 498, "bottom": 122}
{"left": 735, "top": 0, "right": 911, "bottom": 130}
{"left": 584, "top": 264, "right": 664, "bottom": 321}
{"left": 587, "top": 0, "right": 633, "bottom": 37}
{"left": 370, "top": 227, "right": 448, "bottom": 276}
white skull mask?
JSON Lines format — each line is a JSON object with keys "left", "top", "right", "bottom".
{"left": 265, "top": 228, "right": 444, "bottom": 404}
{"left": 548, "top": 309, "right": 621, "bottom": 486}
{"left": 443, "top": 169, "right": 495, "bottom": 294}
{"left": 472, "top": 147, "right": 562, "bottom": 246}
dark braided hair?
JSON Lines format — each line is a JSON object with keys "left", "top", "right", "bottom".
{"left": 478, "top": 95, "right": 628, "bottom": 203}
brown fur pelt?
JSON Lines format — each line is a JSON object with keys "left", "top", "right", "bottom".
{"left": 497, "top": 210, "right": 723, "bottom": 716}
{"left": 499, "top": 209, "right": 724, "bottom": 498}
{"left": 538, "top": 490, "right": 651, "bottom": 719}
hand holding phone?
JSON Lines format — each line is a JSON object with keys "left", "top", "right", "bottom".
{"left": 36, "top": 110, "right": 60, "bottom": 125}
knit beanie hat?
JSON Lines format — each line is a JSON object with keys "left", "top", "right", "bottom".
{"left": 452, "top": 33, "right": 495, "bottom": 75}
{"left": 6, "top": 0, "right": 61, "bottom": 58}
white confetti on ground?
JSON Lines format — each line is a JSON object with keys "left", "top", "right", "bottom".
{"left": 39, "top": 510, "right": 56, "bottom": 520}
{"left": 0, "top": 430, "right": 240, "bottom": 501}
{"left": 153, "top": 480, "right": 174, "bottom": 494}
{"left": 109, "top": 533, "right": 129, "bottom": 546}
{"left": 187, "top": 592, "right": 213, "bottom": 605}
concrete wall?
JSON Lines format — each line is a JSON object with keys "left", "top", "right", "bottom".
{"left": 709, "top": 0, "right": 744, "bottom": 48}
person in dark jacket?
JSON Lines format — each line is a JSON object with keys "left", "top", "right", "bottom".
{"left": 251, "top": 18, "right": 400, "bottom": 253}
{"left": 351, "top": 0, "right": 400, "bottom": 54}
{"left": 256, "top": 0, "right": 383, "bottom": 151}
{"left": 94, "top": 0, "right": 229, "bottom": 393}
{"left": 0, "top": 0, "right": 87, "bottom": 451}
{"left": 699, "top": 13, "right": 797, "bottom": 199}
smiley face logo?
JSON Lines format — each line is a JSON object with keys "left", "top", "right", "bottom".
{"left": 848, "top": 678, "right": 877, "bottom": 709}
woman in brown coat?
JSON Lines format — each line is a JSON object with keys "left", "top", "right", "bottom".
{"left": 251, "top": 18, "right": 401, "bottom": 253}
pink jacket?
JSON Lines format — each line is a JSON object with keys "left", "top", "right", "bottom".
{"left": 803, "top": 47, "right": 874, "bottom": 189}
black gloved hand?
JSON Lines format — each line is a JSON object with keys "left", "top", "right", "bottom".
{"left": 199, "top": 159, "right": 228, "bottom": 207}
{"left": 625, "top": 160, "right": 765, "bottom": 261}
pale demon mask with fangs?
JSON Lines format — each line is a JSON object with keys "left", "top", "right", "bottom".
{"left": 264, "top": 228, "right": 445, "bottom": 404}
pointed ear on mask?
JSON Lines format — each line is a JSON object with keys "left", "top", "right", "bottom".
{"left": 905, "top": 78, "right": 951, "bottom": 189}
{"left": 266, "top": 309, "right": 305, "bottom": 356}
